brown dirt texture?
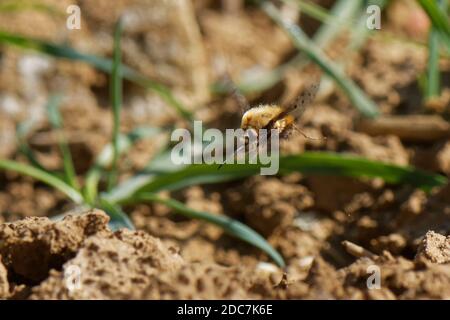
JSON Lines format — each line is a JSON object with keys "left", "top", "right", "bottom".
{"left": 0, "top": 0, "right": 449, "bottom": 299}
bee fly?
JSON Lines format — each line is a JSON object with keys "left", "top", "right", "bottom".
{"left": 218, "top": 75, "right": 323, "bottom": 168}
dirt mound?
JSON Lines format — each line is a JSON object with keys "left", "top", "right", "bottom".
{"left": 0, "top": 211, "right": 448, "bottom": 300}
{"left": 0, "top": 210, "right": 110, "bottom": 283}
{"left": 31, "top": 229, "right": 184, "bottom": 299}
{"left": 141, "top": 263, "right": 263, "bottom": 299}
{"left": 415, "top": 231, "right": 450, "bottom": 264}
{"left": 0, "top": 211, "right": 183, "bottom": 299}
{"left": 339, "top": 252, "right": 450, "bottom": 300}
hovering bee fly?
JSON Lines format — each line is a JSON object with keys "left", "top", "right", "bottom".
{"left": 218, "top": 75, "right": 322, "bottom": 168}
{"left": 239, "top": 82, "right": 320, "bottom": 139}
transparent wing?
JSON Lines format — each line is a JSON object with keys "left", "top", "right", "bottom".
{"left": 283, "top": 79, "right": 320, "bottom": 118}
{"left": 231, "top": 85, "right": 250, "bottom": 114}
{"left": 219, "top": 74, "right": 250, "bottom": 114}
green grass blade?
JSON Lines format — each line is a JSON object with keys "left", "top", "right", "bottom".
{"left": 293, "top": 0, "right": 332, "bottom": 23}
{"left": 311, "top": 0, "right": 362, "bottom": 47}
{"left": 213, "top": 0, "right": 360, "bottom": 94}
{"left": 102, "top": 148, "right": 183, "bottom": 204}
{"left": 424, "top": 0, "right": 447, "bottom": 100}
{"left": 417, "top": 0, "right": 450, "bottom": 38}
{"left": 84, "top": 127, "right": 161, "bottom": 205}
{"left": 99, "top": 198, "right": 135, "bottom": 231}
{"left": 260, "top": 1, "right": 379, "bottom": 118}
{"left": 349, "top": 0, "right": 388, "bottom": 50}
{"left": 16, "top": 120, "right": 52, "bottom": 173}
{"left": 107, "top": 19, "right": 123, "bottom": 191}
{"left": 0, "top": 0, "right": 62, "bottom": 15}
{"left": 49, "top": 205, "right": 91, "bottom": 223}
{"left": 126, "top": 71, "right": 193, "bottom": 121}
{"left": 0, "top": 159, "right": 83, "bottom": 203}
{"left": 113, "top": 152, "right": 447, "bottom": 201}
{"left": 426, "top": 21, "right": 441, "bottom": 99}
{"left": 46, "top": 94, "right": 79, "bottom": 190}
{"left": 223, "top": 0, "right": 386, "bottom": 95}
{"left": 0, "top": 30, "right": 193, "bottom": 121}
{"left": 131, "top": 193, "right": 285, "bottom": 267}
{"left": 289, "top": 0, "right": 356, "bottom": 29}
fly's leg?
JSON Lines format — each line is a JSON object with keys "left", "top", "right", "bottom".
{"left": 292, "top": 123, "right": 326, "bottom": 141}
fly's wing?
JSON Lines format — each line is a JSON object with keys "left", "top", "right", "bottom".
{"left": 282, "top": 79, "right": 321, "bottom": 119}
{"left": 219, "top": 74, "right": 250, "bottom": 114}
{"left": 231, "top": 84, "right": 250, "bottom": 114}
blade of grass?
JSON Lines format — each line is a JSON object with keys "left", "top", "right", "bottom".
{"left": 0, "top": 0, "right": 63, "bottom": 16}
{"left": 99, "top": 198, "right": 135, "bottom": 231}
{"left": 281, "top": 0, "right": 366, "bottom": 48}
{"left": 0, "top": 159, "right": 83, "bottom": 203}
{"left": 104, "top": 139, "right": 210, "bottom": 204}
{"left": 105, "top": 152, "right": 447, "bottom": 204}
{"left": 260, "top": 1, "right": 379, "bottom": 118}
{"left": 424, "top": 0, "right": 447, "bottom": 100}
{"left": 426, "top": 19, "right": 441, "bottom": 99}
{"left": 213, "top": 0, "right": 360, "bottom": 94}
{"left": 130, "top": 193, "right": 285, "bottom": 268}
{"left": 417, "top": 0, "right": 450, "bottom": 38}
{"left": 16, "top": 119, "right": 52, "bottom": 173}
{"left": 49, "top": 205, "right": 91, "bottom": 223}
{"left": 101, "top": 147, "right": 176, "bottom": 204}
{"left": 349, "top": 0, "right": 388, "bottom": 50}
{"left": 46, "top": 94, "right": 79, "bottom": 190}
{"left": 107, "top": 19, "right": 123, "bottom": 191}
{"left": 293, "top": 0, "right": 334, "bottom": 23}
{"left": 126, "top": 71, "right": 193, "bottom": 122}
{"left": 311, "top": 0, "right": 362, "bottom": 47}
{"left": 84, "top": 127, "right": 161, "bottom": 205}
{"left": 0, "top": 30, "right": 193, "bottom": 121}
{"left": 322, "top": 0, "right": 387, "bottom": 104}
